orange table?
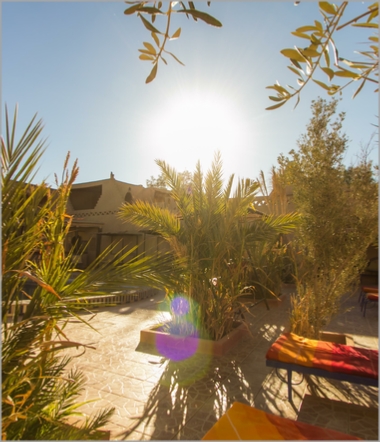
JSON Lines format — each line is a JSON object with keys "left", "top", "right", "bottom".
{"left": 202, "top": 402, "right": 360, "bottom": 440}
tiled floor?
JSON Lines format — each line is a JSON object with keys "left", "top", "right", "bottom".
{"left": 63, "top": 285, "right": 378, "bottom": 440}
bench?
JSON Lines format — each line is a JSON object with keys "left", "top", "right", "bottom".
{"left": 266, "top": 332, "right": 378, "bottom": 401}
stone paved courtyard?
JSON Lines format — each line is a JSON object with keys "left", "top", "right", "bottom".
{"left": 63, "top": 285, "right": 378, "bottom": 440}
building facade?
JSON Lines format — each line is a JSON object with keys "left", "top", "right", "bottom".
{"left": 65, "top": 174, "right": 176, "bottom": 267}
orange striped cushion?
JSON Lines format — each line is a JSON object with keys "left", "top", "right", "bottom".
{"left": 362, "top": 285, "right": 378, "bottom": 293}
{"left": 266, "top": 333, "right": 378, "bottom": 379}
{"left": 202, "top": 402, "right": 360, "bottom": 440}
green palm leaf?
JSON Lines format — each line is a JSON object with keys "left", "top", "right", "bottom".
{"left": 119, "top": 150, "right": 298, "bottom": 340}
{"left": 2, "top": 105, "right": 179, "bottom": 439}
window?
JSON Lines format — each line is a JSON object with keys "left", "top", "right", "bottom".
{"left": 70, "top": 185, "right": 102, "bottom": 210}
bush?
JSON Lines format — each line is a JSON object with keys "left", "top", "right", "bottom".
{"left": 278, "top": 98, "right": 378, "bottom": 338}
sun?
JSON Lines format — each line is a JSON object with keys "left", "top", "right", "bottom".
{"left": 141, "top": 88, "right": 250, "bottom": 173}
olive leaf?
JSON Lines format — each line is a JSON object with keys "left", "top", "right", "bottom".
{"left": 176, "top": 9, "right": 222, "bottom": 27}
{"left": 319, "top": 2, "right": 337, "bottom": 15}
{"left": 265, "top": 100, "right": 287, "bottom": 110}
{"left": 171, "top": 27, "right": 181, "bottom": 40}
{"left": 267, "top": 1, "right": 378, "bottom": 109}
{"left": 146, "top": 62, "right": 158, "bottom": 84}
{"left": 125, "top": 1, "right": 221, "bottom": 82}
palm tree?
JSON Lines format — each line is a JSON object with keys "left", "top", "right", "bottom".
{"left": 119, "top": 152, "right": 298, "bottom": 341}
{"left": 1, "top": 105, "right": 173, "bottom": 440}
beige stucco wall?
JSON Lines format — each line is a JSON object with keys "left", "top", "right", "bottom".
{"left": 66, "top": 177, "right": 176, "bottom": 266}
{"left": 67, "top": 177, "right": 176, "bottom": 233}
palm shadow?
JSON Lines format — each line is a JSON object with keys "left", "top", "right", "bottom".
{"left": 118, "top": 324, "right": 288, "bottom": 440}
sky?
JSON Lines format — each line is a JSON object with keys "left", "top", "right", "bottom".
{"left": 2, "top": 1, "right": 378, "bottom": 188}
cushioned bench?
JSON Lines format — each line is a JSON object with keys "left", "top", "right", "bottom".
{"left": 202, "top": 401, "right": 360, "bottom": 440}
{"left": 266, "top": 332, "right": 378, "bottom": 401}
{"left": 362, "top": 292, "right": 378, "bottom": 317}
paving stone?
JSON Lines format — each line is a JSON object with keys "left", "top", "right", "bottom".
{"left": 298, "top": 394, "right": 378, "bottom": 440}
{"left": 61, "top": 289, "right": 378, "bottom": 440}
{"left": 173, "top": 424, "right": 207, "bottom": 440}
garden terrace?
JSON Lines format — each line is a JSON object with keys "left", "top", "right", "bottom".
{"left": 62, "top": 285, "right": 378, "bottom": 440}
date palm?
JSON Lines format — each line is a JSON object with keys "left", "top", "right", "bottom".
{"left": 119, "top": 152, "right": 297, "bottom": 340}
{"left": 1, "top": 106, "right": 173, "bottom": 440}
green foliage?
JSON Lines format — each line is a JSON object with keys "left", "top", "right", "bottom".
{"left": 125, "top": 2, "right": 377, "bottom": 105}
{"left": 2, "top": 316, "right": 113, "bottom": 440}
{"left": 244, "top": 237, "right": 291, "bottom": 301}
{"left": 120, "top": 152, "right": 298, "bottom": 341}
{"left": 243, "top": 169, "right": 297, "bottom": 300}
{"left": 146, "top": 169, "right": 192, "bottom": 189}
{"left": 1, "top": 106, "right": 175, "bottom": 439}
{"left": 124, "top": 1, "right": 221, "bottom": 83}
{"left": 1, "top": 106, "right": 113, "bottom": 439}
{"left": 267, "top": 2, "right": 379, "bottom": 110}
{"left": 278, "top": 98, "right": 378, "bottom": 338}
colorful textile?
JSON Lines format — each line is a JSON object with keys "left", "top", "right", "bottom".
{"left": 266, "top": 333, "right": 378, "bottom": 380}
{"left": 202, "top": 402, "right": 360, "bottom": 440}
{"left": 362, "top": 285, "right": 378, "bottom": 293}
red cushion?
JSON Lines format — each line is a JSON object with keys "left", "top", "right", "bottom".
{"left": 266, "top": 333, "right": 379, "bottom": 380}
{"left": 362, "top": 285, "right": 378, "bottom": 293}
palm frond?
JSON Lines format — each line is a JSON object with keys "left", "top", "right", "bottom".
{"left": 1, "top": 106, "right": 124, "bottom": 439}
{"left": 119, "top": 151, "right": 298, "bottom": 340}
{"left": 2, "top": 104, "right": 47, "bottom": 187}
{"left": 119, "top": 198, "right": 180, "bottom": 237}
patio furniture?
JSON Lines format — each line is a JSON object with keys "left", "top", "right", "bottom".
{"left": 266, "top": 332, "right": 378, "bottom": 402}
{"left": 202, "top": 402, "right": 360, "bottom": 440}
{"left": 358, "top": 285, "right": 378, "bottom": 304}
{"left": 362, "top": 292, "right": 379, "bottom": 317}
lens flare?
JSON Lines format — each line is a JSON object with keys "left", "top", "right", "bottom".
{"left": 155, "top": 295, "right": 200, "bottom": 361}
{"left": 171, "top": 296, "right": 190, "bottom": 316}
{"left": 156, "top": 322, "right": 199, "bottom": 361}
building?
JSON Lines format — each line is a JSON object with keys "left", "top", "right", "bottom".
{"left": 253, "top": 185, "right": 295, "bottom": 215}
{"left": 65, "top": 175, "right": 296, "bottom": 267}
{"left": 65, "top": 173, "right": 176, "bottom": 267}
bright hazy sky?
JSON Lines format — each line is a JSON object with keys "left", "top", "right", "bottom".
{"left": 2, "top": 1, "right": 378, "bottom": 187}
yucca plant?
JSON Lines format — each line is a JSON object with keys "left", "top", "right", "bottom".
{"left": 119, "top": 152, "right": 298, "bottom": 341}
{"left": 1, "top": 105, "right": 174, "bottom": 440}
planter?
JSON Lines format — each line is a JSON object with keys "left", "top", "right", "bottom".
{"left": 320, "top": 331, "right": 354, "bottom": 346}
{"left": 284, "top": 329, "right": 354, "bottom": 346}
{"left": 140, "top": 322, "right": 248, "bottom": 359}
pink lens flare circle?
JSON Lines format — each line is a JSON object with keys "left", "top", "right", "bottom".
{"left": 156, "top": 296, "right": 198, "bottom": 361}
{"left": 156, "top": 324, "right": 199, "bottom": 361}
{"left": 170, "top": 296, "right": 190, "bottom": 316}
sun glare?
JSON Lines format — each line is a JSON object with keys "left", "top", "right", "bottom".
{"left": 141, "top": 89, "right": 250, "bottom": 173}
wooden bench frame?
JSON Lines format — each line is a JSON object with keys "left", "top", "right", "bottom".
{"left": 266, "top": 358, "right": 378, "bottom": 402}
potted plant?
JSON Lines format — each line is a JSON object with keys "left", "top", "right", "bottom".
{"left": 119, "top": 152, "right": 298, "bottom": 355}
